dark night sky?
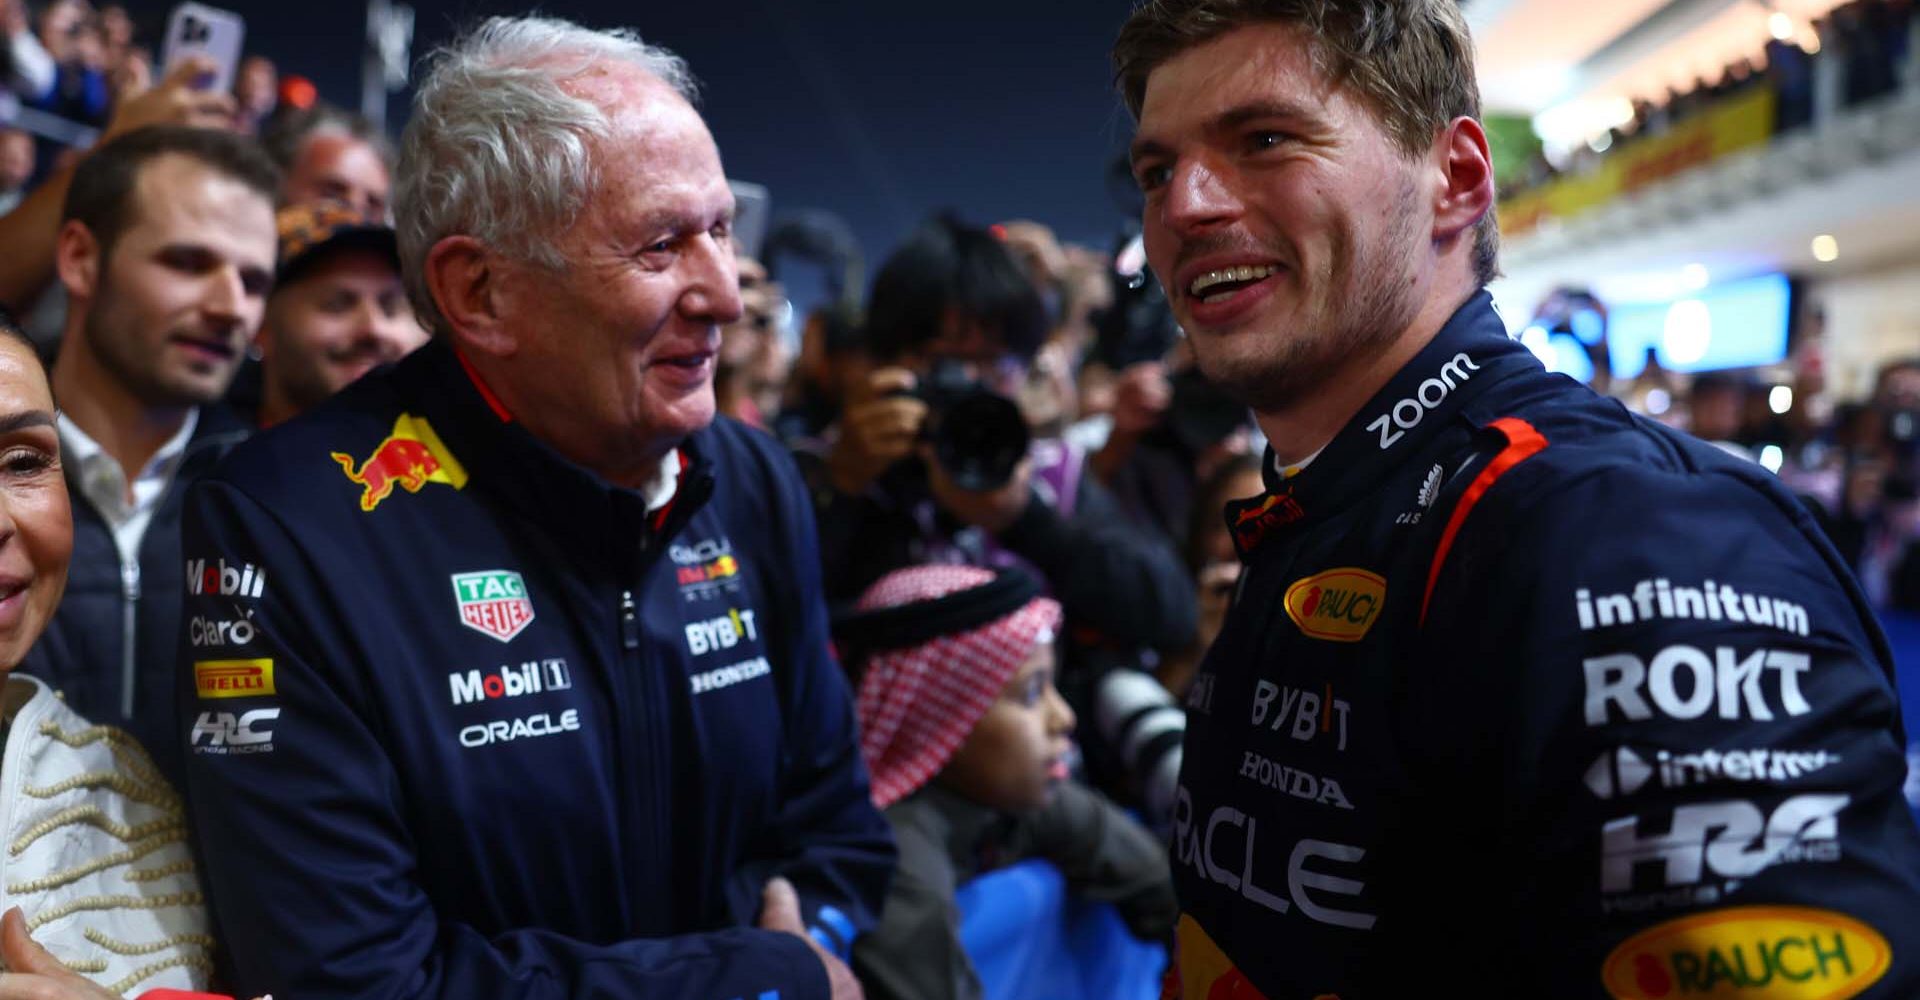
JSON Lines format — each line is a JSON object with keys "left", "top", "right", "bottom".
{"left": 128, "top": 1, "right": 1143, "bottom": 299}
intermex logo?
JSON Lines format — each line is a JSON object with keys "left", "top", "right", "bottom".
{"left": 448, "top": 658, "right": 571, "bottom": 706}
{"left": 1283, "top": 568, "right": 1386, "bottom": 642}
{"left": 1600, "top": 906, "right": 1889, "bottom": 999}
{"left": 186, "top": 558, "right": 266, "bottom": 599}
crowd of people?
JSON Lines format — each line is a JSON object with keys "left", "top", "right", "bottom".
{"left": 1508, "top": 0, "right": 1920, "bottom": 197}
{"left": 0, "top": 1, "right": 1913, "bottom": 999}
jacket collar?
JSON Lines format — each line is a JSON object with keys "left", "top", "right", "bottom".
{"left": 401, "top": 339, "right": 717, "bottom": 575}
{"left": 1226, "top": 290, "right": 1539, "bottom": 556}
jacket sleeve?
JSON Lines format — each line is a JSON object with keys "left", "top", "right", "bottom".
{"left": 177, "top": 479, "right": 831, "bottom": 1000}
{"left": 722, "top": 443, "right": 897, "bottom": 959}
{"left": 848, "top": 816, "right": 980, "bottom": 1000}
{"left": 997, "top": 471, "right": 1198, "bottom": 651}
{"left": 1015, "top": 780, "right": 1178, "bottom": 942}
{"left": 1426, "top": 455, "right": 1920, "bottom": 995}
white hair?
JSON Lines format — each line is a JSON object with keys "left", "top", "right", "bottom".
{"left": 395, "top": 16, "right": 698, "bottom": 333}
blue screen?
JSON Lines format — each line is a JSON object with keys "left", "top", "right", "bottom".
{"left": 1607, "top": 273, "right": 1792, "bottom": 378}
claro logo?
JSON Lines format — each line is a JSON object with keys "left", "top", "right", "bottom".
{"left": 1283, "top": 568, "right": 1386, "bottom": 643}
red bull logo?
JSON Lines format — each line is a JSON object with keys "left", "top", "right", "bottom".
{"left": 1162, "top": 915, "right": 1291, "bottom": 1000}
{"left": 332, "top": 414, "right": 468, "bottom": 512}
{"left": 676, "top": 554, "right": 739, "bottom": 587}
{"left": 1226, "top": 491, "right": 1305, "bottom": 554}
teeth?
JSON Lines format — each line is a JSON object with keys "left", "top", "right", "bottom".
{"left": 1190, "top": 264, "right": 1278, "bottom": 297}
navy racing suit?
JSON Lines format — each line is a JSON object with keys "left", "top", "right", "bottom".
{"left": 1166, "top": 291, "right": 1920, "bottom": 998}
{"left": 175, "top": 339, "right": 895, "bottom": 999}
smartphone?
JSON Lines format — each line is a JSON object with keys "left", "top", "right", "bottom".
{"left": 160, "top": 2, "right": 245, "bottom": 95}
{"left": 729, "top": 180, "right": 771, "bottom": 261}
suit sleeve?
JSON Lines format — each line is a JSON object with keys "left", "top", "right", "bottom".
{"left": 1426, "top": 457, "right": 1920, "bottom": 995}
{"left": 178, "top": 479, "right": 831, "bottom": 1000}
{"left": 723, "top": 445, "right": 897, "bottom": 959}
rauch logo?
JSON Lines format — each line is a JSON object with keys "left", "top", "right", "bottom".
{"left": 1601, "top": 906, "right": 1889, "bottom": 999}
{"left": 1283, "top": 568, "right": 1386, "bottom": 643}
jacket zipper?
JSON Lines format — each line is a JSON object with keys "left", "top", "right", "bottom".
{"left": 119, "top": 557, "right": 140, "bottom": 719}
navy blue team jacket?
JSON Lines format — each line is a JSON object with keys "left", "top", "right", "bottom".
{"left": 175, "top": 338, "right": 894, "bottom": 999}
{"left": 1167, "top": 291, "right": 1920, "bottom": 998}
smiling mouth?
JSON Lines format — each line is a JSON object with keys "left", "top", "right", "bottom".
{"left": 173, "top": 335, "right": 237, "bottom": 360}
{"left": 1189, "top": 264, "right": 1281, "bottom": 303}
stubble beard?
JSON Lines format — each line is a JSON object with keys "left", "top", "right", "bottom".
{"left": 1189, "top": 191, "right": 1425, "bottom": 417}
{"left": 83, "top": 270, "right": 230, "bottom": 410}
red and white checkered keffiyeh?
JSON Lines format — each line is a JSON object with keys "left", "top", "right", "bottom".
{"left": 854, "top": 565, "right": 1062, "bottom": 809}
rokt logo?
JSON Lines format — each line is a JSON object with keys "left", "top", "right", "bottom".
{"left": 448, "top": 659, "right": 571, "bottom": 706}
{"left": 190, "top": 708, "right": 279, "bottom": 754}
{"left": 1283, "top": 568, "right": 1385, "bottom": 643}
{"left": 1601, "top": 906, "right": 1889, "bottom": 999}
{"left": 185, "top": 558, "right": 266, "bottom": 599}
{"left": 1584, "top": 645, "right": 1811, "bottom": 725}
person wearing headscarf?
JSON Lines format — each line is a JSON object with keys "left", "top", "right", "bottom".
{"left": 840, "top": 564, "right": 1176, "bottom": 1000}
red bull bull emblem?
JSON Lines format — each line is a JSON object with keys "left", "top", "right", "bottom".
{"left": 332, "top": 414, "right": 469, "bottom": 512}
{"left": 1225, "top": 491, "right": 1305, "bottom": 555}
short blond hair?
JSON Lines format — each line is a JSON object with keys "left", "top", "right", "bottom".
{"left": 1113, "top": 0, "right": 1498, "bottom": 286}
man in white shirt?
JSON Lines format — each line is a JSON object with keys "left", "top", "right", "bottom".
{"left": 21, "top": 124, "right": 276, "bottom": 784}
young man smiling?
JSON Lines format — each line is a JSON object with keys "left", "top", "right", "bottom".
{"left": 1116, "top": 2, "right": 1920, "bottom": 996}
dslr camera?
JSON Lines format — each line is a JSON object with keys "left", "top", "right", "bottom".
{"left": 902, "top": 358, "right": 1031, "bottom": 493}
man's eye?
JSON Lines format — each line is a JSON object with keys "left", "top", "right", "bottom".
{"left": 1248, "top": 131, "right": 1288, "bottom": 151}
{"left": 1136, "top": 164, "right": 1171, "bottom": 191}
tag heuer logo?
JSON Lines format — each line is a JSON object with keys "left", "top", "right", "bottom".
{"left": 452, "top": 570, "right": 535, "bottom": 642}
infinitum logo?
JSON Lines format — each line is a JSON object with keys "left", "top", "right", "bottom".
{"left": 1575, "top": 578, "right": 1810, "bottom": 638}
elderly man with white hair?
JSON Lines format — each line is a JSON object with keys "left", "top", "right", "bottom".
{"left": 174, "top": 16, "right": 892, "bottom": 1000}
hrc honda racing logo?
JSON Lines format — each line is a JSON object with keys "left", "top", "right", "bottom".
{"left": 190, "top": 707, "right": 279, "bottom": 755}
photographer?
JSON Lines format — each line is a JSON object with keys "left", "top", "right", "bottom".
{"left": 800, "top": 215, "right": 1195, "bottom": 657}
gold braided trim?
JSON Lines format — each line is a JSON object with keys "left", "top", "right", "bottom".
{"left": 10, "top": 807, "right": 185, "bottom": 857}
{"left": 7, "top": 832, "right": 188, "bottom": 894}
{"left": 82, "top": 927, "right": 217, "bottom": 956}
{"left": 24, "top": 769, "right": 180, "bottom": 810}
{"left": 125, "top": 858, "right": 196, "bottom": 884}
{"left": 108, "top": 952, "right": 216, "bottom": 996}
{"left": 59, "top": 956, "right": 108, "bottom": 973}
{"left": 24, "top": 891, "right": 202, "bottom": 932}
{"left": 36, "top": 722, "right": 174, "bottom": 795}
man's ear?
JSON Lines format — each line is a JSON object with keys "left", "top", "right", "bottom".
{"left": 1430, "top": 116, "right": 1496, "bottom": 243}
{"left": 54, "top": 220, "right": 101, "bottom": 303}
{"left": 424, "top": 235, "right": 518, "bottom": 358}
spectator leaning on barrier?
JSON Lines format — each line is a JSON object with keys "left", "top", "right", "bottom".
{"left": 253, "top": 201, "right": 424, "bottom": 428}
{"left": 176, "top": 16, "right": 892, "bottom": 1000}
{"left": 799, "top": 215, "right": 1197, "bottom": 659}
{"left": 837, "top": 564, "right": 1176, "bottom": 1000}
{"left": 1115, "top": 0, "right": 1920, "bottom": 995}
{"left": 18, "top": 125, "right": 272, "bottom": 788}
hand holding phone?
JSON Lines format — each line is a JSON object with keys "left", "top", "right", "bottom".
{"left": 160, "top": 2, "right": 245, "bottom": 95}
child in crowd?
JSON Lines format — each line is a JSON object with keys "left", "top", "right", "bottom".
{"left": 838, "top": 564, "right": 1176, "bottom": 1000}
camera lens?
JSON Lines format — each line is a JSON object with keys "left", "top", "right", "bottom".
{"left": 927, "top": 389, "right": 1029, "bottom": 492}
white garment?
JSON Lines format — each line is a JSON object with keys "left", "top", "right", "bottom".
{"left": 56, "top": 411, "right": 198, "bottom": 562}
{"left": 0, "top": 674, "right": 211, "bottom": 992}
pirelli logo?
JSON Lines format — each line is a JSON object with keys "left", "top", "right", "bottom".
{"left": 194, "top": 659, "right": 276, "bottom": 699}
